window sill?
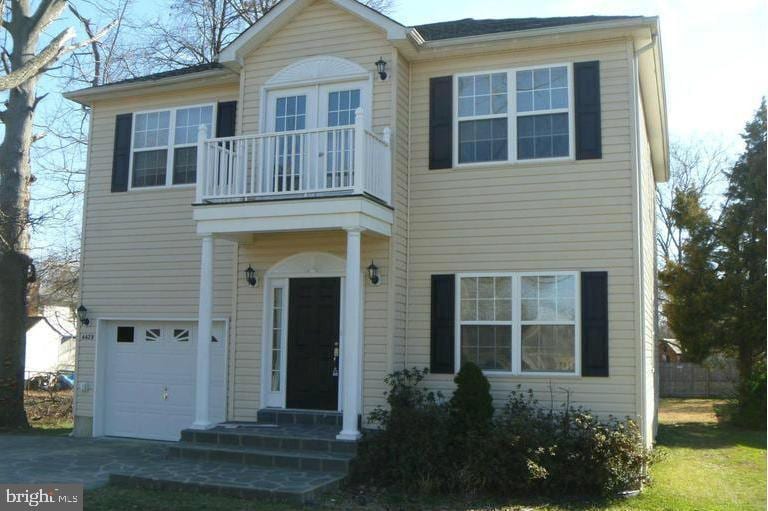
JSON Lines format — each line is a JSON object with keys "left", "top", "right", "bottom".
{"left": 126, "top": 183, "right": 197, "bottom": 192}
{"left": 448, "top": 156, "right": 575, "bottom": 172}
{"left": 481, "top": 371, "right": 582, "bottom": 379}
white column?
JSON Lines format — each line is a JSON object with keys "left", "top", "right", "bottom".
{"left": 338, "top": 227, "right": 363, "bottom": 441}
{"left": 192, "top": 234, "right": 215, "bottom": 429}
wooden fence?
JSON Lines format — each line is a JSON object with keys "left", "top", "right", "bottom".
{"left": 659, "top": 361, "right": 738, "bottom": 398}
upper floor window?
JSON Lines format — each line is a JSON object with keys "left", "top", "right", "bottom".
{"left": 454, "top": 64, "right": 573, "bottom": 165}
{"left": 131, "top": 104, "right": 214, "bottom": 188}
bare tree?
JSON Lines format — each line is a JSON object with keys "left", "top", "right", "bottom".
{"left": 140, "top": 0, "right": 394, "bottom": 70}
{"left": 0, "top": 0, "right": 113, "bottom": 429}
{"left": 656, "top": 139, "right": 731, "bottom": 265}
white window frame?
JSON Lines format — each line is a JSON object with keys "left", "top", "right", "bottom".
{"left": 128, "top": 103, "right": 216, "bottom": 191}
{"left": 264, "top": 278, "right": 289, "bottom": 407}
{"left": 452, "top": 63, "right": 575, "bottom": 169}
{"left": 454, "top": 271, "right": 581, "bottom": 377}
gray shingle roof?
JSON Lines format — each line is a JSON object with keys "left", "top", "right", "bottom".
{"left": 91, "top": 62, "right": 225, "bottom": 89}
{"left": 87, "top": 14, "right": 642, "bottom": 89}
{"left": 415, "top": 15, "right": 640, "bottom": 41}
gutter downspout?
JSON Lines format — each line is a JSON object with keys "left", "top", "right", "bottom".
{"left": 631, "top": 31, "right": 659, "bottom": 451}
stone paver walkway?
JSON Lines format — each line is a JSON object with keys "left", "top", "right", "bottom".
{"left": 0, "top": 434, "right": 345, "bottom": 500}
{"left": 0, "top": 435, "right": 169, "bottom": 489}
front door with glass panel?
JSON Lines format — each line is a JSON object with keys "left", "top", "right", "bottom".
{"left": 265, "top": 82, "right": 364, "bottom": 194}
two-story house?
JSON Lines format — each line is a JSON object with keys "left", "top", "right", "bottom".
{"left": 65, "top": 0, "right": 667, "bottom": 454}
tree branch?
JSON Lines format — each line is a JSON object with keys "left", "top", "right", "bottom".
{"left": 0, "top": 27, "right": 74, "bottom": 91}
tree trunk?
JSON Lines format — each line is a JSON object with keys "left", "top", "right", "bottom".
{"left": 0, "top": 12, "right": 42, "bottom": 430}
{"left": 0, "top": 253, "right": 31, "bottom": 429}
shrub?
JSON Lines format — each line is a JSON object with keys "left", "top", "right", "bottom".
{"left": 352, "top": 368, "right": 456, "bottom": 492}
{"left": 735, "top": 368, "right": 766, "bottom": 429}
{"left": 353, "top": 373, "right": 652, "bottom": 498}
{"left": 449, "top": 362, "right": 494, "bottom": 435}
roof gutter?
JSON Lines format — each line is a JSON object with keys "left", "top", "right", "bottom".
{"left": 632, "top": 23, "right": 670, "bottom": 182}
{"left": 63, "top": 68, "right": 240, "bottom": 106}
{"left": 417, "top": 17, "right": 658, "bottom": 49}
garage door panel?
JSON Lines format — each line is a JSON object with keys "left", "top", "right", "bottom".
{"left": 103, "top": 321, "right": 227, "bottom": 441}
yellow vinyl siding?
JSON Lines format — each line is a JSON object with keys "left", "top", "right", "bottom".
{"left": 405, "top": 39, "right": 639, "bottom": 418}
{"left": 390, "top": 49, "right": 410, "bottom": 370}
{"left": 75, "top": 84, "right": 239, "bottom": 420}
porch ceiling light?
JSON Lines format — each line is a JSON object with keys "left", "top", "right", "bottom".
{"left": 244, "top": 265, "right": 258, "bottom": 287}
{"left": 375, "top": 57, "right": 387, "bottom": 80}
{"left": 367, "top": 260, "right": 381, "bottom": 286}
{"left": 76, "top": 305, "right": 90, "bottom": 326}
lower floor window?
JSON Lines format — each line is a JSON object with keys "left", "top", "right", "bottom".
{"left": 458, "top": 272, "right": 578, "bottom": 374}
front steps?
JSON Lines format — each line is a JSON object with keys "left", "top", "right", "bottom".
{"left": 108, "top": 409, "right": 358, "bottom": 504}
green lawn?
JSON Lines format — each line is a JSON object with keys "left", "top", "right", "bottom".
{"left": 83, "top": 399, "right": 766, "bottom": 511}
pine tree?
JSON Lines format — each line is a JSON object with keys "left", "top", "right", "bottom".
{"left": 660, "top": 99, "right": 766, "bottom": 425}
{"left": 716, "top": 99, "right": 766, "bottom": 418}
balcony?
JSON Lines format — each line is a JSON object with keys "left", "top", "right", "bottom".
{"left": 192, "top": 109, "right": 394, "bottom": 238}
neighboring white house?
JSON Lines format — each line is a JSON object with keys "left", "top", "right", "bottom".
{"left": 25, "top": 306, "right": 77, "bottom": 374}
{"left": 65, "top": 0, "right": 668, "bottom": 448}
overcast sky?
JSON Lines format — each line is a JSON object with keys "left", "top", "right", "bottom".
{"left": 395, "top": 0, "right": 767, "bottom": 151}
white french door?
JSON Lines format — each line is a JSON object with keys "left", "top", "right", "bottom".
{"left": 264, "top": 81, "right": 366, "bottom": 193}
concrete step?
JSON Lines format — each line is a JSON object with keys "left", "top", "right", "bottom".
{"left": 167, "top": 442, "right": 353, "bottom": 473}
{"left": 257, "top": 408, "right": 344, "bottom": 427}
{"left": 180, "top": 425, "right": 358, "bottom": 455}
{"left": 109, "top": 461, "right": 344, "bottom": 504}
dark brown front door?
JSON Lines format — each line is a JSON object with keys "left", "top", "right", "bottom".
{"left": 286, "top": 277, "right": 341, "bottom": 410}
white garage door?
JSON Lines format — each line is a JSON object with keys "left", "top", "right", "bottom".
{"left": 103, "top": 321, "right": 226, "bottom": 441}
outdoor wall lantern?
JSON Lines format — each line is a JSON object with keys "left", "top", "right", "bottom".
{"left": 375, "top": 57, "right": 388, "bottom": 80}
{"left": 244, "top": 265, "right": 258, "bottom": 287}
{"left": 76, "top": 305, "right": 90, "bottom": 326}
{"left": 367, "top": 260, "right": 381, "bottom": 286}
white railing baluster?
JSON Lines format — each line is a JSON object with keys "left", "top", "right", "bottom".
{"left": 196, "top": 116, "right": 391, "bottom": 204}
{"left": 353, "top": 108, "right": 365, "bottom": 194}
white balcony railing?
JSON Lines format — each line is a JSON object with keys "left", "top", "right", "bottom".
{"left": 195, "top": 109, "right": 391, "bottom": 205}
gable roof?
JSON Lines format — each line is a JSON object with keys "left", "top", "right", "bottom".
{"left": 415, "top": 15, "right": 640, "bottom": 41}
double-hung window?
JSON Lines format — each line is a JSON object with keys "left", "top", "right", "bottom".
{"left": 457, "top": 272, "right": 579, "bottom": 375}
{"left": 455, "top": 64, "right": 573, "bottom": 165}
{"left": 130, "top": 104, "right": 214, "bottom": 188}
{"left": 457, "top": 73, "right": 508, "bottom": 164}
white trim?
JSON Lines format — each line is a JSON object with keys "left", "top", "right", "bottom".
{"left": 453, "top": 271, "right": 581, "bottom": 378}
{"left": 63, "top": 69, "right": 239, "bottom": 106}
{"left": 218, "top": 0, "right": 410, "bottom": 63}
{"left": 193, "top": 196, "right": 394, "bottom": 238}
{"left": 91, "top": 316, "right": 230, "bottom": 438}
{"left": 421, "top": 17, "right": 659, "bottom": 49}
{"left": 452, "top": 63, "right": 575, "bottom": 169}
{"left": 265, "top": 56, "right": 370, "bottom": 87}
{"left": 630, "top": 40, "right": 651, "bottom": 446}
{"left": 128, "top": 103, "right": 217, "bottom": 191}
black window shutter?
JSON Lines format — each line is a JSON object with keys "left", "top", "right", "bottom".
{"left": 581, "top": 271, "right": 609, "bottom": 376}
{"left": 216, "top": 101, "right": 237, "bottom": 137}
{"left": 574, "top": 61, "right": 602, "bottom": 160}
{"left": 430, "top": 274, "right": 455, "bottom": 374}
{"left": 111, "top": 113, "right": 132, "bottom": 192}
{"left": 429, "top": 76, "right": 453, "bottom": 169}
